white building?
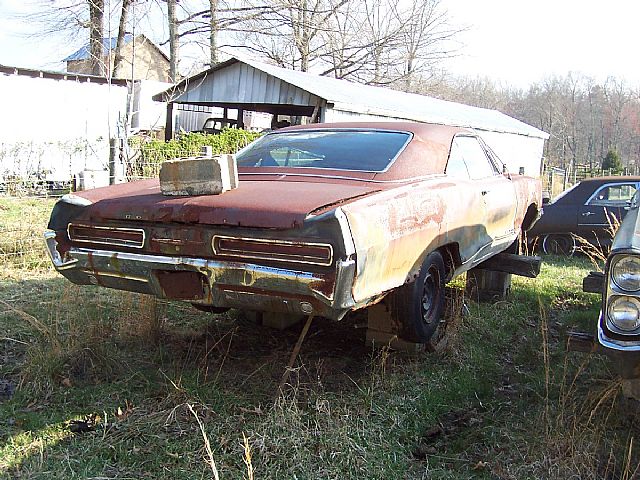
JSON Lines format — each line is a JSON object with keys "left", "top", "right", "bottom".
{"left": 0, "top": 65, "right": 170, "bottom": 186}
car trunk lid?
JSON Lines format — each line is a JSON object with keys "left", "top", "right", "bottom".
{"left": 75, "top": 178, "right": 381, "bottom": 229}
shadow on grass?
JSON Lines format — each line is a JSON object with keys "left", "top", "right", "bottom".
{"left": 2, "top": 261, "right": 638, "bottom": 479}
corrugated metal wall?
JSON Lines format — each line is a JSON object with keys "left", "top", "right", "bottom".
{"left": 175, "top": 62, "right": 321, "bottom": 107}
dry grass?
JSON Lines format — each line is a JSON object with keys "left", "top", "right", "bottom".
{"left": 1, "top": 197, "right": 639, "bottom": 479}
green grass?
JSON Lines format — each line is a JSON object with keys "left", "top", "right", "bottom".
{"left": 0, "top": 197, "right": 638, "bottom": 479}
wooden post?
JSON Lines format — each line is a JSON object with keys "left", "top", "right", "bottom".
{"left": 365, "top": 300, "right": 425, "bottom": 353}
{"left": 466, "top": 268, "right": 511, "bottom": 302}
{"left": 108, "top": 138, "right": 118, "bottom": 185}
{"left": 164, "top": 102, "right": 174, "bottom": 141}
{"left": 622, "top": 379, "right": 640, "bottom": 402}
{"left": 237, "top": 108, "right": 244, "bottom": 129}
{"left": 277, "top": 315, "right": 314, "bottom": 394}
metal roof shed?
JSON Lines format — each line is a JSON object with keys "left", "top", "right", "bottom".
{"left": 154, "top": 56, "right": 549, "bottom": 176}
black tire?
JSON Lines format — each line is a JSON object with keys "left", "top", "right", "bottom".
{"left": 542, "top": 234, "right": 576, "bottom": 256}
{"left": 390, "top": 251, "right": 446, "bottom": 344}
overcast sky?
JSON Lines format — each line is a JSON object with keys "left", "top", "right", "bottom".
{"left": 0, "top": 0, "right": 638, "bottom": 89}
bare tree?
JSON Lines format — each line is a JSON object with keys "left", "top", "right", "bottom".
{"left": 25, "top": 0, "right": 144, "bottom": 79}
{"left": 112, "top": 0, "right": 134, "bottom": 75}
{"left": 229, "top": 0, "right": 463, "bottom": 88}
{"left": 232, "top": 0, "right": 349, "bottom": 71}
{"left": 395, "top": 0, "right": 462, "bottom": 90}
{"left": 209, "top": 0, "right": 219, "bottom": 65}
{"left": 167, "top": 0, "right": 179, "bottom": 81}
{"left": 88, "top": 0, "right": 105, "bottom": 75}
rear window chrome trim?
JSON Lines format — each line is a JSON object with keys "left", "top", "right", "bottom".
{"left": 212, "top": 235, "right": 334, "bottom": 267}
{"left": 68, "top": 224, "right": 146, "bottom": 249}
{"left": 238, "top": 172, "right": 444, "bottom": 183}
{"left": 236, "top": 128, "right": 414, "bottom": 174}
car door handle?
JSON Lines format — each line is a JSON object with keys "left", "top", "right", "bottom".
{"left": 581, "top": 211, "right": 595, "bottom": 217}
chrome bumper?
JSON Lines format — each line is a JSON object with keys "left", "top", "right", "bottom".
{"left": 44, "top": 231, "right": 356, "bottom": 319}
{"left": 598, "top": 313, "right": 640, "bottom": 352}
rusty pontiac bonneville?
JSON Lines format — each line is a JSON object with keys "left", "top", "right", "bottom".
{"left": 44, "top": 122, "right": 542, "bottom": 345}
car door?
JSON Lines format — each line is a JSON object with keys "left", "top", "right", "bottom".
{"left": 447, "top": 135, "right": 517, "bottom": 259}
{"left": 577, "top": 182, "right": 638, "bottom": 243}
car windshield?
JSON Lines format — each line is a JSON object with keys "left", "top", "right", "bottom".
{"left": 235, "top": 130, "right": 411, "bottom": 172}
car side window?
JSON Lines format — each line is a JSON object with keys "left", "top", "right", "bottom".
{"left": 445, "top": 145, "right": 471, "bottom": 179}
{"left": 588, "top": 183, "right": 637, "bottom": 206}
{"left": 449, "top": 136, "right": 497, "bottom": 180}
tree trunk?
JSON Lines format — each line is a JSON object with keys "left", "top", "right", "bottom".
{"left": 168, "top": 0, "right": 179, "bottom": 82}
{"left": 113, "top": 0, "right": 133, "bottom": 79}
{"left": 209, "top": 0, "right": 219, "bottom": 66}
{"left": 88, "top": 0, "right": 105, "bottom": 76}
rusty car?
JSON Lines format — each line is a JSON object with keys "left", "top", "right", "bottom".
{"left": 528, "top": 176, "right": 640, "bottom": 255}
{"left": 44, "top": 122, "right": 542, "bottom": 345}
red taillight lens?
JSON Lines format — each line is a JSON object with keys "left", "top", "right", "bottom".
{"left": 68, "top": 224, "right": 145, "bottom": 248}
{"left": 213, "top": 236, "right": 333, "bottom": 266}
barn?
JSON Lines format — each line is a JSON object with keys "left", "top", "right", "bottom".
{"left": 154, "top": 56, "right": 549, "bottom": 177}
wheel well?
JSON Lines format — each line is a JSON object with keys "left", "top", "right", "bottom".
{"left": 437, "top": 243, "right": 461, "bottom": 281}
{"left": 522, "top": 204, "right": 539, "bottom": 231}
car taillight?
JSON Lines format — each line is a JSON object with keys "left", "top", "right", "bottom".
{"left": 68, "top": 224, "right": 145, "bottom": 248}
{"left": 212, "top": 235, "right": 333, "bottom": 266}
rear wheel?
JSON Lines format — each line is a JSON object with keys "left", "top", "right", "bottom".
{"left": 542, "top": 234, "right": 576, "bottom": 256}
{"left": 390, "top": 251, "right": 446, "bottom": 345}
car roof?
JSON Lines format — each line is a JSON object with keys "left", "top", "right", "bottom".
{"left": 580, "top": 176, "right": 640, "bottom": 184}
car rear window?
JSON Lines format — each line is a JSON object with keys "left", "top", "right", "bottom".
{"left": 235, "top": 130, "right": 411, "bottom": 172}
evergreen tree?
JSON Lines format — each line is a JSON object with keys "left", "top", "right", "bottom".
{"left": 602, "top": 149, "right": 623, "bottom": 174}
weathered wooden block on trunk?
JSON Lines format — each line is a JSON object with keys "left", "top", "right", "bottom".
{"left": 466, "top": 268, "right": 511, "bottom": 302}
{"left": 159, "top": 154, "right": 238, "bottom": 196}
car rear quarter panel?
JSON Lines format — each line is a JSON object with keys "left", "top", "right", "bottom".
{"left": 510, "top": 174, "right": 543, "bottom": 230}
{"left": 341, "top": 177, "right": 486, "bottom": 303}
{"left": 341, "top": 174, "right": 540, "bottom": 304}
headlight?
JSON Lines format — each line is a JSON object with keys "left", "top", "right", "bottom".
{"left": 611, "top": 256, "right": 640, "bottom": 292}
{"left": 607, "top": 296, "right": 640, "bottom": 332}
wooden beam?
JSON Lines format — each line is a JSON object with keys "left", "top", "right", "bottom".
{"left": 164, "top": 102, "right": 174, "bottom": 141}
{"left": 583, "top": 271, "right": 604, "bottom": 294}
{"left": 476, "top": 253, "right": 542, "bottom": 278}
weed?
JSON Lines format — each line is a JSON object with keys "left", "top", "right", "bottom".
{"left": 1, "top": 198, "right": 639, "bottom": 479}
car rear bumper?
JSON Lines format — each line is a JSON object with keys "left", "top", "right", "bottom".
{"left": 44, "top": 231, "right": 356, "bottom": 320}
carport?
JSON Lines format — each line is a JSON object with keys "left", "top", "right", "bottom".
{"left": 153, "top": 56, "right": 549, "bottom": 177}
{"left": 153, "top": 57, "right": 325, "bottom": 138}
